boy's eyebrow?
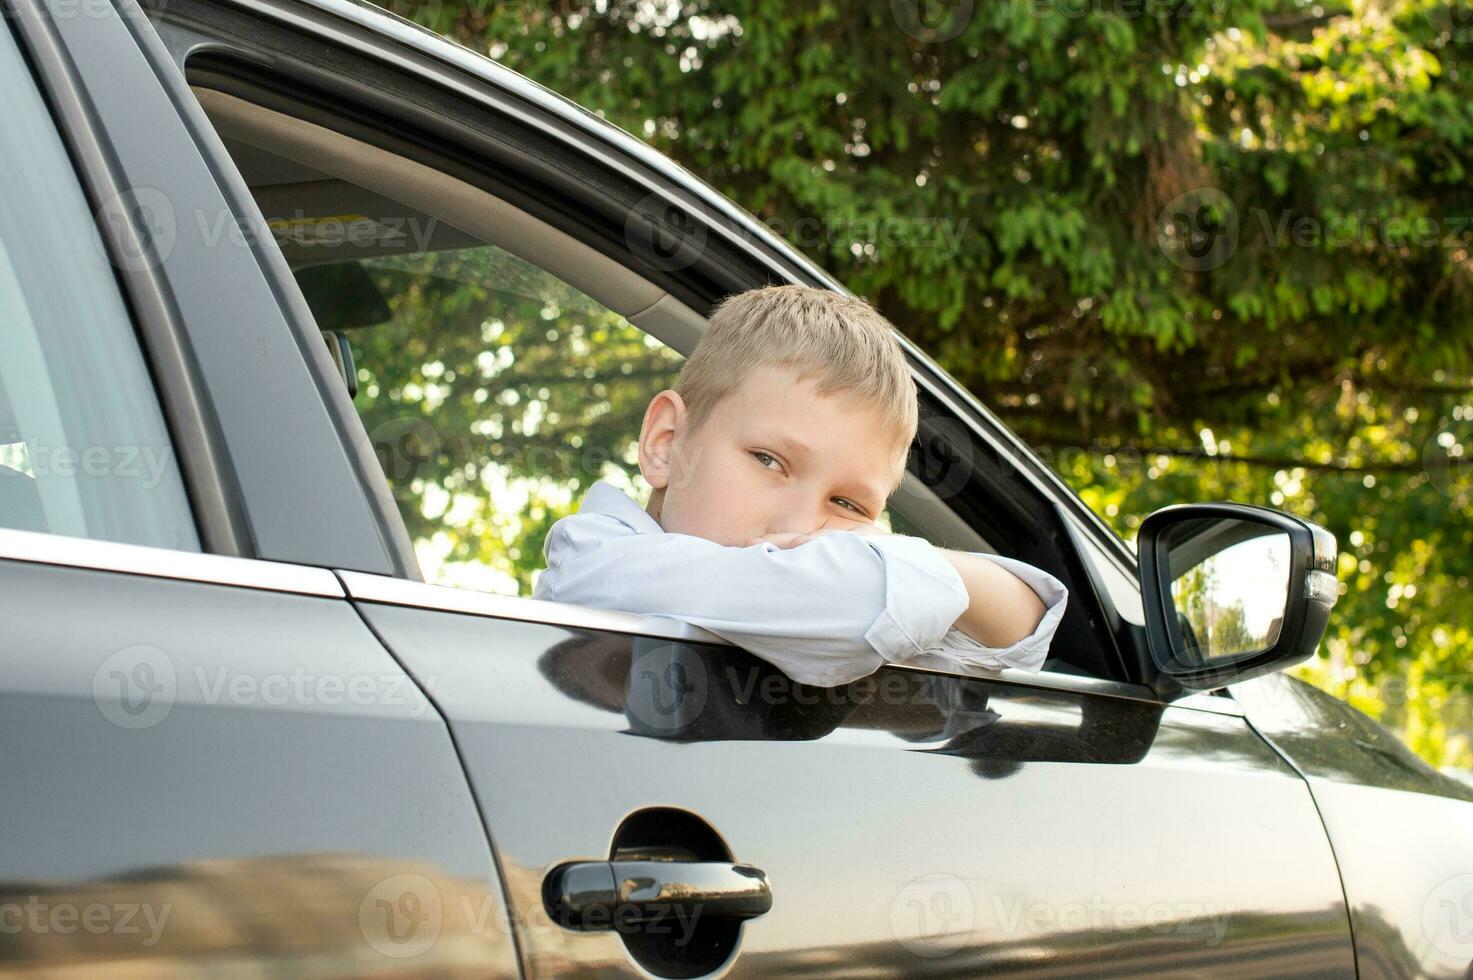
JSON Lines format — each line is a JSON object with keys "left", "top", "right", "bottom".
{"left": 854, "top": 481, "right": 890, "bottom": 511}
{"left": 760, "top": 433, "right": 814, "bottom": 458}
{"left": 831, "top": 472, "right": 890, "bottom": 512}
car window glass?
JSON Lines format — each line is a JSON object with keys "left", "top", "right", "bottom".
{"left": 0, "top": 30, "right": 198, "bottom": 551}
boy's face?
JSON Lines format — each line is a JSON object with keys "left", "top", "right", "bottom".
{"left": 638, "top": 366, "right": 906, "bottom": 547}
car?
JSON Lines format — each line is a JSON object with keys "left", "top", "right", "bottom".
{"left": 0, "top": 0, "right": 1469, "bottom": 974}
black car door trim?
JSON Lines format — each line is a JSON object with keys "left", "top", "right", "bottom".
{"left": 17, "top": 0, "right": 410, "bottom": 576}
{"left": 108, "top": 0, "right": 422, "bottom": 581}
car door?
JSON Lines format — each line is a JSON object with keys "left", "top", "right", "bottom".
{"left": 0, "top": 2, "right": 517, "bottom": 973}
{"left": 343, "top": 577, "right": 1359, "bottom": 977}
{"left": 1234, "top": 672, "right": 1473, "bottom": 979}
{"left": 137, "top": 0, "right": 1363, "bottom": 972}
{"left": 139, "top": 0, "right": 1370, "bottom": 973}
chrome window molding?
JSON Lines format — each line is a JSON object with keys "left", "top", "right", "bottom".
{"left": 336, "top": 570, "right": 1244, "bottom": 715}
{"left": 337, "top": 570, "right": 723, "bottom": 644}
{"left": 0, "top": 526, "right": 343, "bottom": 597}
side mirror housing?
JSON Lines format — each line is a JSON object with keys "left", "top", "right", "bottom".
{"left": 1137, "top": 504, "right": 1339, "bottom": 691}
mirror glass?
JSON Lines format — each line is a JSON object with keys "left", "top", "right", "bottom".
{"left": 1162, "top": 518, "right": 1292, "bottom": 663}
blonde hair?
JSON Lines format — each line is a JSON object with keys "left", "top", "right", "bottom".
{"left": 676, "top": 285, "right": 918, "bottom": 489}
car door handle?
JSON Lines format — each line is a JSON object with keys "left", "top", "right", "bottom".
{"left": 544, "top": 860, "right": 772, "bottom": 929}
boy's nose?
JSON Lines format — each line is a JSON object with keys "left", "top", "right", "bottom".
{"left": 770, "top": 506, "right": 830, "bottom": 537}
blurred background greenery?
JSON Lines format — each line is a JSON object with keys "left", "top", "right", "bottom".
{"left": 355, "top": 0, "right": 1472, "bottom": 775}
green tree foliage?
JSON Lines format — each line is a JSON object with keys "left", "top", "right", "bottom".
{"left": 370, "top": 0, "right": 1473, "bottom": 768}
{"left": 340, "top": 246, "right": 680, "bottom": 593}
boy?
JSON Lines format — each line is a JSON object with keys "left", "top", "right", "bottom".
{"left": 533, "top": 286, "right": 1067, "bottom": 688}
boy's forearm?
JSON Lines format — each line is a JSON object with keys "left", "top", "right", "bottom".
{"left": 937, "top": 550, "right": 1047, "bottom": 648}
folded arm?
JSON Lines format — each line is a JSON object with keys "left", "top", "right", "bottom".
{"left": 537, "top": 513, "right": 1068, "bottom": 685}
{"left": 751, "top": 526, "right": 1070, "bottom": 676}
{"left": 535, "top": 514, "right": 967, "bottom": 687}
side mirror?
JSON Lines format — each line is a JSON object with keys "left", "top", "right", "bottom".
{"left": 1137, "top": 504, "right": 1339, "bottom": 691}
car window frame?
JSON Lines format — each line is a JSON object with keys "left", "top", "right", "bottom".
{"left": 146, "top": 0, "right": 1212, "bottom": 696}
{"left": 0, "top": 0, "right": 379, "bottom": 638}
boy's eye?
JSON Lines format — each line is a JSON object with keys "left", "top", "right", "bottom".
{"left": 833, "top": 498, "right": 864, "bottom": 515}
{"left": 751, "top": 451, "right": 782, "bottom": 471}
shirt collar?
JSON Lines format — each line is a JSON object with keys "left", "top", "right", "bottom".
{"left": 580, "top": 480, "right": 665, "bottom": 535}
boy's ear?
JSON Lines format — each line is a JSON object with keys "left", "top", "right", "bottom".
{"left": 638, "top": 389, "right": 687, "bottom": 490}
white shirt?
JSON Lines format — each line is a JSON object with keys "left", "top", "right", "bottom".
{"left": 533, "top": 481, "right": 1069, "bottom": 688}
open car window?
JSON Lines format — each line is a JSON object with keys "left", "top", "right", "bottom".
{"left": 192, "top": 83, "right": 1119, "bottom": 680}
{"left": 291, "top": 240, "right": 984, "bottom": 592}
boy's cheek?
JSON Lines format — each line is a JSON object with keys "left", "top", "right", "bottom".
{"left": 660, "top": 497, "right": 754, "bottom": 547}
{"left": 664, "top": 476, "right": 761, "bottom": 545}
{"left": 843, "top": 521, "right": 888, "bottom": 536}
